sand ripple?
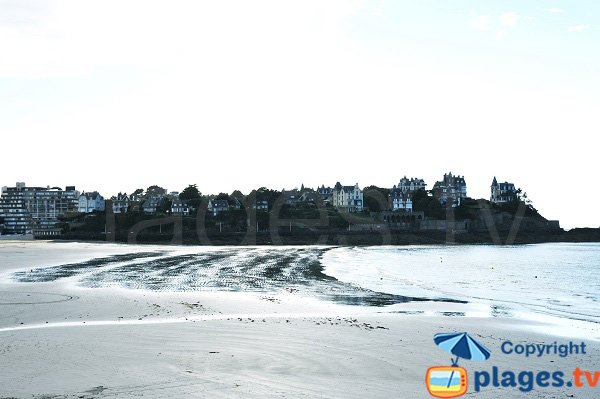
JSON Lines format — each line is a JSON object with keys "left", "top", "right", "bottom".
{"left": 11, "top": 247, "right": 464, "bottom": 306}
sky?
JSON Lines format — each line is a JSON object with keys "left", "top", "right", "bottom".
{"left": 0, "top": 0, "right": 598, "bottom": 229}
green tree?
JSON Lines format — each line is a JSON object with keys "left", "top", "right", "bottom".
{"left": 363, "top": 186, "right": 390, "bottom": 212}
{"left": 145, "top": 185, "right": 167, "bottom": 198}
{"left": 215, "top": 192, "right": 230, "bottom": 201}
{"left": 231, "top": 190, "right": 244, "bottom": 203}
{"left": 180, "top": 184, "right": 201, "bottom": 199}
{"left": 412, "top": 189, "right": 445, "bottom": 219}
{"left": 179, "top": 184, "right": 202, "bottom": 209}
{"left": 158, "top": 197, "right": 172, "bottom": 214}
{"left": 254, "top": 187, "right": 281, "bottom": 210}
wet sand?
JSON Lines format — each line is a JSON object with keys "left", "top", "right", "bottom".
{"left": 0, "top": 242, "right": 598, "bottom": 398}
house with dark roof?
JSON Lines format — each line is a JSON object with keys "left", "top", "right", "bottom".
{"left": 397, "top": 177, "right": 426, "bottom": 193}
{"left": 490, "top": 177, "right": 517, "bottom": 204}
{"left": 143, "top": 196, "right": 163, "bottom": 214}
{"left": 78, "top": 191, "right": 105, "bottom": 213}
{"left": 112, "top": 193, "right": 130, "bottom": 214}
{"left": 298, "top": 190, "right": 318, "bottom": 204}
{"left": 389, "top": 188, "right": 413, "bottom": 212}
{"left": 282, "top": 190, "right": 301, "bottom": 206}
{"left": 318, "top": 185, "right": 333, "bottom": 205}
{"left": 171, "top": 198, "right": 190, "bottom": 216}
{"left": 432, "top": 172, "right": 467, "bottom": 207}
{"left": 332, "top": 182, "right": 364, "bottom": 212}
{"left": 253, "top": 200, "right": 269, "bottom": 211}
{"left": 208, "top": 199, "right": 229, "bottom": 216}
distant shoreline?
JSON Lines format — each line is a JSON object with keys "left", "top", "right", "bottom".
{"left": 40, "top": 228, "right": 600, "bottom": 246}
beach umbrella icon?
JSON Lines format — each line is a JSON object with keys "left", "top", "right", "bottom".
{"left": 433, "top": 332, "right": 491, "bottom": 389}
{"left": 434, "top": 332, "right": 491, "bottom": 365}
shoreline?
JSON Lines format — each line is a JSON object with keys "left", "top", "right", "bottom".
{"left": 43, "top": 228, "right": 600, "bottom": 246}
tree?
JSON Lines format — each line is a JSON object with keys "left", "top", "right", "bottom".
{"left": 145, "top": 185, "right": 167, "bottom": 198}
{"left": 253, "top": 187, "right": 281, "bottom": 210}
{"left": 215, "top": 192, "right": 230, "bottom": 201}
{"left": 499, "top": 188, "right": 540, "bottom": 216}
{"left": 231, "top": 190, "right": 244, "bottom": 202}
{"left": 412, "top": 189, "right": 445, "bottom": 219}
{"left": 180, "top": 184, "right": 201, "bottom": 200}
{"left": 158, "top": 197, "right": 172, "bottom": 214}
{"left": 132, "top": 188, "right": 144, "bottom": 197}
{"left": 179, "top": 184, "right": 202, "bottom": 209}
{"left": 363, "top": 186, "right": 390, "bottom": 212}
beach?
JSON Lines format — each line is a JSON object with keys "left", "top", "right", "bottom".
{"left": 0, "top": 241, "right": 599, "bottom": 398}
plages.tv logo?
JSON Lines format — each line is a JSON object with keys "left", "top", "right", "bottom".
{"left": 426, "top": 332, "right": 492, "bottom": 398}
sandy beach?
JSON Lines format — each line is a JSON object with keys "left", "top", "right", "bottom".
{"left": 0, "top": 241, "right": 598, "bottom": 398}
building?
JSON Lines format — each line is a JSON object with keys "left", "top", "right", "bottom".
{"left": 298, "top": 190, "right": 318, "bottom": 204}
{"left": 282, "top": 190, "right": 301, "bottom": 206}
{"left": 143, "top": 196, "right": 163, "bottom": 214}
{"left": 129, "top": 192, "right": 143, "bottom": 202}
{"left": 432, "top": 172, "right": 467, "bottom": 207}
{"left": 317, "top": 185, "right": 333, "bottom": 205}
{"left": 78, "top": 192, "right": 105, "bottom": 213}
{"left": 389, "top": 188, "right": 413, "bottom": 212}
{"left": 0, "top": 184, "right": 30, "bottom": 235}
{"left": 253, "top": 200, "right": 269, "bottom": 211}
{"left": 112, "top": 193, "right": 130, "bottom": 214}
{"left": 332, "top": 182, "right": 364, "bottom": 212}
{"left": 388, "top": 177, "right": 424, "bottom": 212}
{"left": 231, "top": 197, "right": 242, "bottom": 210}
{"left": 397, "top": 177, "right": 426, "bottom": 193}
{"left": 208, "top": 199, "right": 229, "bottom": 216}
{"left": 171, "top": 198, "right": 190, "bottom": 215}
{"left": 0, "top": 182, "right": 79, "bottom": 236}
{"left": 490, "top": 177, "right": 517, "bottom": 205}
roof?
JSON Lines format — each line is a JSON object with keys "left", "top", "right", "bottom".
{"left": 210, "top": 199, "right": 229, "bottom": 208}
{"left": 333, "top": 183, "right": 360, "bottom": 192}
{"left": 390, "top": 188, "right": 411, "bottom": 199}
{"left": 436, "top": 172, "right": 467, "bottom": 188}
{"left": 499, "top": 182, "right": 515, "bottom": 190}
{"left": 398, "top": 177, "right": 425, "bottom": 184}
{"left": 80, "top": 191, "right": 103, "bottom": 200}
{"left": 171, "top": 198, "right": 188, "bottom": 207}
{"left": 492, "top": 177, "right": 515, "bottom": 189}
{"left": 144, "top": 196, "right": 162, "bottom": 207}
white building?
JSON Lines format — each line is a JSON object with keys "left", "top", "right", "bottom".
{"left": 490, "top": 177, "right": 517, "bottom": 204}
{"left": 332, "top": 182, "right": 364, "bottom": 212}
{"left": 78, "top": 192, "right": 105, "bottom": 213}
{"left": 171, "top": 198, "right": 190, "bottom": 215}
{"left": 390, "top": 188, "right": 413, "bottom": 212}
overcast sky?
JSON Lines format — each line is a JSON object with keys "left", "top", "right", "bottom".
{"left": 1, "top": 1, "right": 598, "bottom": 228}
